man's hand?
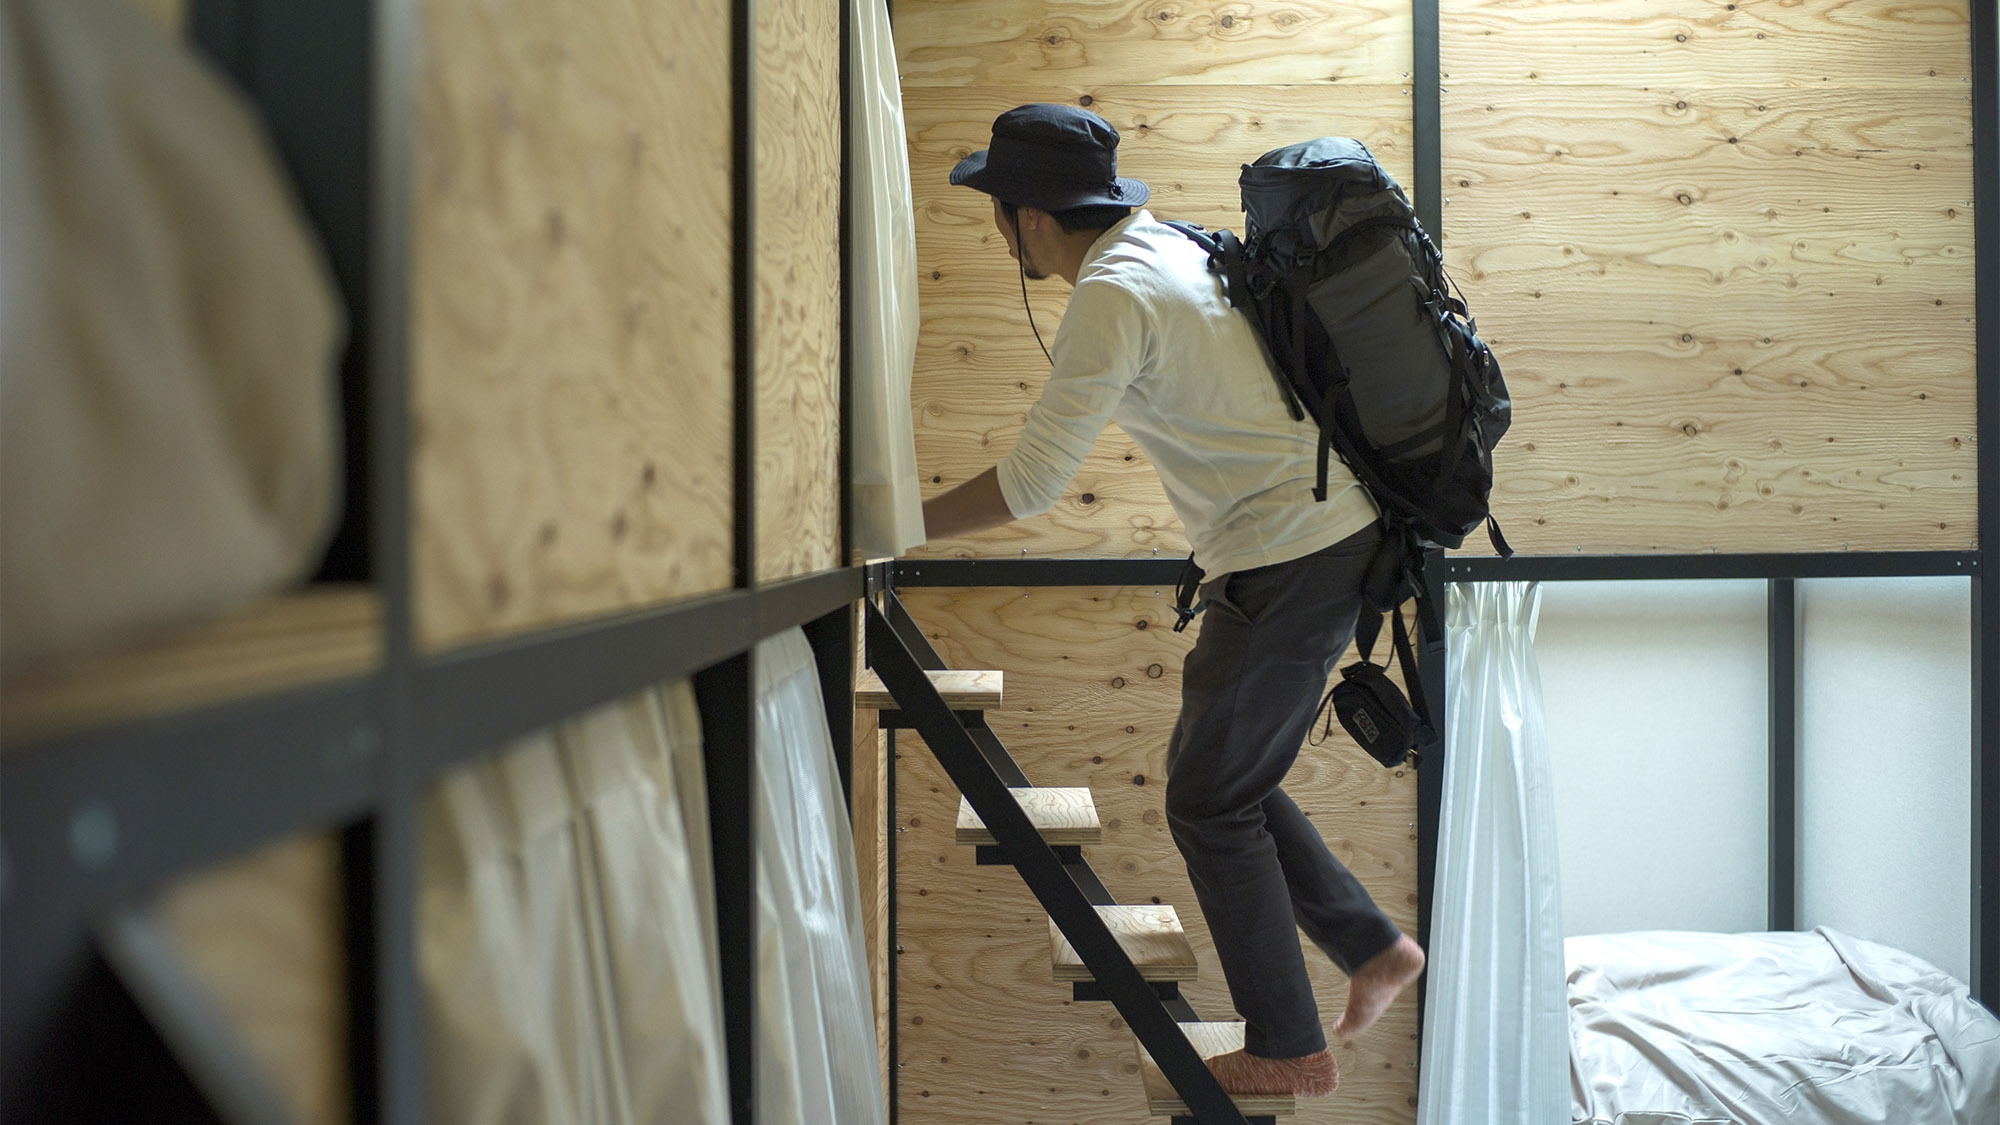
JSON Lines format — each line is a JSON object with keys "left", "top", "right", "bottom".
{"left": 922, "top": 467, "right": 1016, "bottom": 540}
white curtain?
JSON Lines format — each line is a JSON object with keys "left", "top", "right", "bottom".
{"left": 1417, "top": 582, "right": 1568, "bottom": 1125}
{"left": 847, "top": 0, "right": 925, "bottom": 559}
{"left": 418, "top": 684, "right": 730, "bottom": 1125}
{"left": 754, "top": 628, "right": 886, "bottom": 1125}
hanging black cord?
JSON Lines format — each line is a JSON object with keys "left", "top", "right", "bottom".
{"left": 1011, "top": 209, "right": 1053, "bottom": 366}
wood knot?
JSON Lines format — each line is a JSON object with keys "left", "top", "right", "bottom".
{"left": 1078, "top": 94, "right": 1093, "bottom": 106}
{"left": 1132, "top": 774, "right": 1147, "bottom": 786}
{"left": 1146, "top": 663, "right": 1164, "bottom": 679}
{"left": 1111, "top": 676, "right": 1127, "bottom": 688}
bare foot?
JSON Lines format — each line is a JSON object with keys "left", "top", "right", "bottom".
{"left": 1330, "top": 934, "right": 1426, "bottom": 1040}
{"left": 1205, "top": 1046, "right": 1339, "bottom": 1097}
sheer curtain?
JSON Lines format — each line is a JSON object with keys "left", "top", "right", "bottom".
{"left": 754, "top": 628, "right": 886, "bottom": 1125}
{"left": 848, "top": 0, "right": 925, "bottom": 559}
{"left": 417, "top": 683, "right": 730, "bottom": 1125}
{"left": 1416, "top": 581, "right": 1567, "bottom": 1125}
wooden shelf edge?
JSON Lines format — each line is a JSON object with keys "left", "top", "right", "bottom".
{"left": 1, "top": 586, "right": 384, "bottom": 748}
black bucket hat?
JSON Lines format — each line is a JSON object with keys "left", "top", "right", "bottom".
{"left": 950, "top": 104, "right": 1149, "bottom": 212}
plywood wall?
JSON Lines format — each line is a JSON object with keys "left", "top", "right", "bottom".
{"left": 892, "top": 5, "right": 1424, "bottom": 1122}
{"left": 893, "top": 588, "right": 1422, "bottom": 1124}
{"left": 157, "top": 833, "right": 349, "bottom": 1125}
{"left": 1442, "top": 0, "right": 1977, "bottom": 554}
{"left": 756, "top": 0, "right": 845, "bottom": 582}
{"left": 411, "top": 0, "right": 735, "bottom": 651}
{"left": 898, "top": 0, "right": 1414, "bottom": 560}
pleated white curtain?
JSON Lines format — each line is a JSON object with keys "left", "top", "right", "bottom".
{"left": 847, "top": 0, "right": 926, "bottom": 559}
{"left": 418, "top": 684, "right": 730, "bottom": 1125}
{"left": 1416, "top": 581, "right": 1568, "bottom": 1125}
{"left": 754, "top": 628, "right": 887, "bottom": 1125}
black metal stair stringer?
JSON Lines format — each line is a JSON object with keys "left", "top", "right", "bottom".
{"left": 866, "top": 598, "right": 1250, "bottom": 1125}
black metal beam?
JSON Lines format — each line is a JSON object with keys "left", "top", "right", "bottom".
{"left": 1438, "top": 551, "right": 1978, "bottom": 583}
{"left": 409, "top": 569, "right": 861, "bottom": 779}
{"left": 0, "top": 676, "right": 383, "bottom": 1090}
{"left": 882, "top": 588, "right": 949, "bottom": 670}
{"left": 1971, "top": 0, "right": 1999, "bottom": 1011}
{"left": 894, "top": 557, "right": 1186, "bottom": 588}
{"left": 893, "top": 552, "right": 1980, "bottom": 590}
{"left": 1768, "top": 579, "right": 1799, "bottom": 932}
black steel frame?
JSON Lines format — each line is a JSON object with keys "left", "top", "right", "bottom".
{"left": 0, "top": 1, "right": 868, "bottom": 1123}
{"left": 1968, "top": 0, "right": 1997, "bottom": 1012}
{"left": 0, "top": 0, "right": 1987, "bottom": 1121}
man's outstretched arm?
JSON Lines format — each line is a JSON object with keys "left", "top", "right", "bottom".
{"left": 922, "top": 466, "right": 1016, "bottom": 540}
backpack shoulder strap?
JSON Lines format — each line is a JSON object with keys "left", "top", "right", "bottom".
{"left": 1162, "top": 219, "right": 1222, "bottom": 261}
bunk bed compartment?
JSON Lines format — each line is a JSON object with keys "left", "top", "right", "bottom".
{"left": 1566, "top": 928, "right": 2000, "bottom": 1125}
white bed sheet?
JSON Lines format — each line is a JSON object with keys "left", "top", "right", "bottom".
{"left": 1567, "top": 928, "right": 2000, "bottom": 1125}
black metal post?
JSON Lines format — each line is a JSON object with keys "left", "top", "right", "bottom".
{"left": 1768, "top": 579, "right": 1799, "bottom": 932}
{"left": 364, "top": 0, "right": 421, "bottom": 1116}
{"left": 1415, "top": 552, "right": 1448, "bottom": 1009}
{"left": 839, "top": 0, "right": 856, "bottom": 571}
{"left": 1412, "top": 0, "right": 1442, "bottom": 242}
{"left": 695, "top": 655, "right": 758, "bottom": 1125}
{"left": 805, "top": 606, "right": 859, "bottom": 804}
{"left": 884, "top": 722, "right": 900, "bottom": 1125}
{"left": 1971, "top": 0, "right": 1998, "bottom": 1011}
{"left": 734, "top": 0, "right": 759, "bottom": 591}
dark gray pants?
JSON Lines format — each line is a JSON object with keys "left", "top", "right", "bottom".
{"left": 1165, "top": 522, "right": 1403, "bottom": 1059}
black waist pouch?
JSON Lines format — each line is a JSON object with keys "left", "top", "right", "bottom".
{"left": 1327, "top": 661, "right": 1427, "bottom": 768}
{"left": 1313, "top": 588, "right": 1436, "bottom": 768}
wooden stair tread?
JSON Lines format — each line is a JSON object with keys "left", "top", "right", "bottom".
{"left": 1049, "top": 904, "right": 1197, "bottom": 982}
{"left": 1138, "top": 1022, "right": 1298, "bottom": 1117}
{"left": 854, "top": 668, "right": 1002, "bottom": 710}
{"left": 955, "top": 787, "right": 1100, "bottom": 845}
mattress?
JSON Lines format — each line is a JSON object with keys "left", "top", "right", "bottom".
{"left": 1566, "top": 928, "right": 2000, "bottom": 1125}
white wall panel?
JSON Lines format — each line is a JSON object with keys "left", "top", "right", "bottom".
{"left": 1531, "top": 580, "right": 1768, "bottom": 937}
{"left": 1799, "top": 577, "right": 1972, "bottom": 984}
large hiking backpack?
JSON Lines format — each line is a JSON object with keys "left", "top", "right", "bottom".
{"left": 1167, "top": 137, "right": 1514, "bottom": 762}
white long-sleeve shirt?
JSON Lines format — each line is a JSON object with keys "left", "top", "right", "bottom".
{"left": 996, "top": 211, "right": 1378, "bottom": 579}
